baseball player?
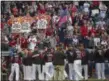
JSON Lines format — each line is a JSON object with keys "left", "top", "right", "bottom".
{"left": 73, "top": 44, "right": 84, "bottom": 81}
{"left": 94, "top": 45, "right": 106, "bottom": 80}
{"left": 43, "top": 48, "right": 54, "bottom": 80}
{"left": 80, "top": 43, "right": 89, "bottom": 80}
{"left": 21, "top": 49, "right": 33, "bottom": 81}
{"left": 28, "top": 34, "right": 37, "bottom": 52}
{"left": 31, "top": 46, "right": 42, "bottom": 80}
{"left": 8, "top": 54, "right": 21, "bottom": 81}
{"left": 39, "top": 49, "right": 46, "bottom": 80}
{"left": 66, "top": 45, "right": 75, "bottom": 80}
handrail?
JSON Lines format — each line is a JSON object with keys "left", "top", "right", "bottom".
{"left": 1, "top": 51, "right": 17, "bottom": 56}
{"left": 1, "top": 51, "right": 10, "bottom": 56}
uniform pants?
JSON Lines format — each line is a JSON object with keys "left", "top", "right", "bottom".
{"left": 96, "top": 63, "right": 106, "bottom": 80}
{"left": 31, "top": 64, "right": 41, "bottom": 80}
{"left": 82, "top": 64, "right": 88, "bottom": 80}
{"left": 52, "top": 65, "right": 65, "bottom": 80}
{"left": 23, "top": 65, "right": 32, "bottom": 80}
{"left": 9, "top": 63, "right": 19, "bottom": 81}
{"left": 68, "top": 63, "right": 74, "bottom": 80}
{"left": 74, "top": 60, "right": 83, "bottom": 81}
{"left": 64, "top": 70, "right": 68, "bottom": 78}
{"left": 45, "top": 62, "right": 54, "bottom": 80}
{"left": 64, "top": 59, "right": 68, "bottom": 78}
{"left": 39, "top": 65, "right": 45, "bottom": 80}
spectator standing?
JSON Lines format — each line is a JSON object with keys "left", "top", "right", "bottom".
{"left": 83, "top": 2, "right": 90, "bottom": 14}
{"left": 28, "top": 34, "right": 37, "bottom": 52}
{"left": 49, "top": 34, "right": 57, "bottom": 49}
{"left": 99, "top": 2, "right": 107, "bottom": 19}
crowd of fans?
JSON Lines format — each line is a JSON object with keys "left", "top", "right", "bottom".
{"left": 1, "top": 1, "right": 109, "bottom": 81}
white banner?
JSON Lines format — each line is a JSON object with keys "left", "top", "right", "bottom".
{"left": 11, "top": 22, "right": 21, "bottom": 33}
{"left": 37, "top": 19, "right": 47, "bottom": 29}
{"left": 21, "top": 21, "right": 31, "bottom": 33}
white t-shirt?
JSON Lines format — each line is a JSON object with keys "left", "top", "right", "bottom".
{"left": 99, "top": 3, "right": 107, "bottom": 18}
{"left": 53, "top": 15, "right": 59, "bottom": 23}
{"left": 49, "top": 37, "right": 57, "bottom": 48}
{"left": 96, "top": 21, "right": 106, "bottom": 28}
{"left": 4, "top": 36, "right": 9, "bottom": 44}
{"left": 28, "top": 37, "right": 37, "bottom": 51}
{"left": 94, "top": 37, "right": 101, "bottom": 46}
{"left": 73, "top": 38, "right": 78, "bottom": 45}
{"left": 83, "top": 2, "right": 90, "bottom": 13}
{"left": 99, "top": 3, "right": 107, "bottom": 11}
{"left": 67, "top": 25, "right": 73, "bottom": 36}
{"left": 68, "top": 16, "right": 72, "bottom": 24}
{"left": 67, "top": 25, "right": 73, "bottom": 31}
{"left": 101, "top": 40, "right": 107, "bottom": 46}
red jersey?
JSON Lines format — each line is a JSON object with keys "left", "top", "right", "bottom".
{"left": 72, "top": 5, "right": 77, "bottom": 12}
{"left": 20, "top": 37, "right": 28, "bottom": 48}
{"left": 9, "top": 40, "right": 17, "bottom": 47}
{"left": 80, "top": 26, "right": 88, "bottom": 37}
{"left": 46, "top": 27, "right": 54, "bottom": 36}
{"left": 89, "top": 28, "right": 96, "bottom": 36}
{"left": 92, "top": 1, "right": 100, "bottom": 7}
{"left": 11, "top": 56, "right": 22, "bottom": 64}
{"left": 12, "top": 7, "right": 18, "bottom": 16}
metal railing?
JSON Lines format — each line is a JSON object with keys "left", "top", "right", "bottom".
{"left": 1, "top": 51, "right": 10, "bottom": 56}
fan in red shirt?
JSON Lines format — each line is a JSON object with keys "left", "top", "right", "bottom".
{"left": 89, "top": 27, "right": 96, "bottom": 36}
{"left": 9, "top": 39, "right": 17, "bottom": 47}
{"left": 71, "top": 4, "right": 77, "bottom": 13}
{"left": 46, "top": 27, "right": 54, "bottom": 37}
{"left": 12, "top": 7, "right": 18, "bottom": 16}
{"left": 91, "top": 1, "right": 100, "bottom": 8}
{"left": 80, "top": 21, "right": 88, "bottom": 38}
{"left": 37, "top": 3, "right": 46, "bottom": 14}
{"left": 9, "top": 33, "right": 19, "bottom": 48}
{"left": 20, "top": 34, "right": 28, "bottom": 49}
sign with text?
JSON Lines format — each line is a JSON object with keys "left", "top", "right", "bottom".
{"left": 21, "top": 21, "right": 31, "bottom": 33}
{"left": 37, "top": 19, "right": 47, "bottom": 29}
{"left": 11, "top": 22, "right": 21, "bottom": 33}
